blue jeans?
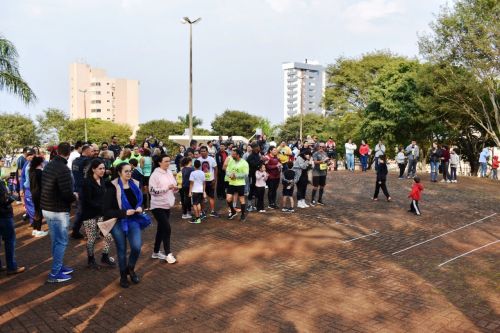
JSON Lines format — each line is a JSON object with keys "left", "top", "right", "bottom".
{"left": 360, "top": 155, "right": 368, "bottom": 171}
{"left": 110, "top": 221, "right": 142, "bottom": 272}
{"left": 0, "top": 217, "right": 18, "bottom": 271}
{"left": 43, "top": 210, "right": 70, "bottom": 275}
{"left": 430, "top": 161, "right": 440, "bottom": 181}
{"left": 480, "top": 162, "right": 487, "bottom": 177}
{"left": 346, "top": 153, "right": 354, "bottom": 171}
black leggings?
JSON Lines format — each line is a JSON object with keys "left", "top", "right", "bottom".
{"left": 152, "top": 208, "right": 171, "bottom": 254}
{"left": 296, "top": 172, "right": 308, "bottom": 201}
{"left": 182, "top": 187, "right": 192, "bottom": 214}
{"left": 374, "top": 180, "right": 390, "bottom": 199}
{"left": 255, "top": 186, "right": 265, "bottom": 211}
{"left": 266, "top": 178, "right": 280, "bottom": 206}
{"left": 398, "top": 163, "right": 405, "bottom": 178}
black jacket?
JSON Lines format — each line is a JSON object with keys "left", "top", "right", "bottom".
{"left": 41, "top": 156, "right": 76, "bottom": 212}
{"left": 81, "top": 177, "right": 107, "bottom": 221}
{"left": 0, "top": 180, "right": 14, "bottom": 218}
{"left": 102, "top": 181, "right": 132, "bottom": 221}
{"left": 376, "top": 163, "right": 388, "bottom": 181}
{"left": 246, "top": 152, "right": 261, "bottom": 177}
{"left": 72, "top": 155, "right": 92, "bottom": 192}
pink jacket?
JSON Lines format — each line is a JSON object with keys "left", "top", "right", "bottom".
{"left": 149, "top": 168, "right": 177, "bottom": 209}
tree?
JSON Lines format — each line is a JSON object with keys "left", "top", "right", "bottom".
{"left": 136, "top": 119, "right": 185, "bottom": 154}
{"left": 278, "top": 114, "right": 333, "bottom": 142}
{"left": 419, "top": 0, "right": 500, "bottom": 146}
{"left": 36, "top": 108, "right": 69, "bottom": 145}
{"left": 0, "top": 35, "right": 36, "bottom": 104}
{"left": 177, "top": 114, "right": 203, "bottom": 128}
{"left": 0, "top": 113, "right": 38, "bottom": 155}
{"left": 211, "top": 110, "right": 263, "bottom": 138}
{"left": 59, "top": 119, "right": 132, "bottom": 145}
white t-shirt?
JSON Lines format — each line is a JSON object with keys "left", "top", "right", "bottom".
{"left": 197, "top": 156, "right": 217, "bottom": 181}
{"left": 67, "top": 150, "right": 80, "bottom": 169}
{"left": 189, "top": 170, "right": 206, "bottom": 193}
{"left": 345, "top": 143, "right": 357, "bottom": 154}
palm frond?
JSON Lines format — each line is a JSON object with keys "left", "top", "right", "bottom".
{"left": 0, "top": 71, "right": 37, "bottom": 104}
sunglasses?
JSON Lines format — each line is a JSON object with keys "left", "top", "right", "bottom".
{"left": 122, "top": 170, "right": 132, "bottom": 174}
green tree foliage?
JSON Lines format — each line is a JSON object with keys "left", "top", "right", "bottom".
{"left": 59, "top": 119, "right": 132, "bottom": 145}
{"left": 419, "top": 0, "right": 500, "bottom": 145}
{"left": 136, "top": 119, "right": 185, "bottom": 154}
{"left": 36, "top": 108, "right": 69, "bottom": 145}
{"left": 0, "top": 35, "right": 36, "bottom": 104}
{"left": 177, "top": 114, "right": 203, "bottom": 128}
{"left": 0, "top": 113, "right": 38, "bottom": 155}
{"left": 211, "top": 110, "right": 263, "bottom": 138}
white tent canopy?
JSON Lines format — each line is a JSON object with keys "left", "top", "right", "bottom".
{"left": 168, "top": 135, "right": 249, "bottom": 147}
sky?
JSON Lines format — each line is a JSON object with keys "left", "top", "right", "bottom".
{"left": 0, "top": 0, "right": 447, "bottom": 128}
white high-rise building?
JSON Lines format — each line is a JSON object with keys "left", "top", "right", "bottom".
{"left": 282, "top": 61, "right": 326, "bottom": 120}
{"left": 69, "top": 63, "right": 139, "bottom": 130}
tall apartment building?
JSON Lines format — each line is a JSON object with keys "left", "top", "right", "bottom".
{"left": 69, "top": 63, "right": 139, "bottom": 130}
{"left": 282, "top": 61, "right": 326, "bottom": 120}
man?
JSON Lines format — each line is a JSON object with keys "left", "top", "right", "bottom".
{"left": 41, "top": 142, "right": 78, "bottom": 283}
{"left": 124, "top": 137, "right": 136, "bottom": 149}
{"left": 374, "top": 140, "right": 386, "bottom": 171}
{"left": 344, "top": 139, "right": 357, "bottom": 172}
{"left": 326, "top": 137, "right": 337, "bottom": 171}
{"left": 70, "top": 145, "right": 93, "bottom": 239}
{"left": 277, "top": 141, "right": 292, "bottom": 169}
{"left": 246, "top": 143, "right": 262, "bottom": 211}
{"left": 101, "top": 142, "right": 109, "bottom": 152}
{"left": 186, "top": 139, "right": 198, "bottom": 156}
{"left": 0, "top": 156, "right": 25, "bottom": 275}
{"left": 225, "top": 148, "right": 249, "bottom": 221}
{"left": 67, "top": 141, "right": 83, "bottom": 170}
{"left": 91, "top": 144, "right": 100, "bottom": 158}
{"left": 198, "top": 146, "right": 219, "bottom": 217}
{"left": 405, "top": 140, "right": 420, "bottom": 178}
{"left": 108, "top": 135, "right": 121, "bottom": 160}
{"left": 16, "top": 147, "right": 29, "bottom": 198}
{"left": 311, "top": 143, "right": 329, "bottom": 205}
{"left": 19, "top": 149, "right": 36, "bottom": 222}
{"left": 207, "top": 140, "right": 217, "bottom": 157}
{"left": 215, "top": 142, "right": 228, "bottom": 200}
{"left": 269, "top": 136, "right": 277, "bottom": 148}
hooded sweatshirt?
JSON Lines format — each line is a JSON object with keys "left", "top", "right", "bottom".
{"left": 492, "top": 156, "right": 499, "bottom": 169}
{"left": 409, "top": 183, "right": 424, "bottom": 201}
{"left": 149, "top": 167, "right": 177, "bottom": 209}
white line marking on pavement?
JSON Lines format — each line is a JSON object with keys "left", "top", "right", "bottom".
{"left": 343, "top": 231, "right": 379, "bottom": 243}
{"left": 392, "top": 213, "right": 498, "bottom": 255}
{"left": 298, "top": 213, "right": 360, "bottom": 228}
{"left": 438, "top": 239, "right": 500, "bottom": 268}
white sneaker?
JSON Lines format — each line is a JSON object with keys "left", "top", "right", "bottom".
{"left": 152, "top": 251, "right": 166, "bottom": 260}
{"left": 302, "top": 200, "right": 310, "bottom": 208}
{"left": 34, "top": 230, "right": 48, "bottom": 237}
{"left": 31, "top": 230, "right": 37, "bottom": 236}
{"left": 181, "top": 214, "right": 192, "bottom": 219}
{"left": 165, "top": 253, "right": 177, "bottom": 264}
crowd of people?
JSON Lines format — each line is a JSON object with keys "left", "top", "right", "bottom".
{"left": 0, "top": 133, "right": 496, "bottom": 287}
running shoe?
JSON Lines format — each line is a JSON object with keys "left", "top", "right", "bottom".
{"left": 152, "top": 251, "right": 167, "bottom": 260}
{"left": 228, "top": 212, "right": 238, "bottom": 220}
{"left": 47, "top": 272, "right": 72, "bottom": 283}
{"left": 209, "top": 211, "right": 220, "bottom": 218}
{"left": 165, "top": 253, "right": 177, "bottom": 264}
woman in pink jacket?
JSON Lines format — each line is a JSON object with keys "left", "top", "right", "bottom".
{"left": 149, "top": 154, "right": 178, "bottom": 264}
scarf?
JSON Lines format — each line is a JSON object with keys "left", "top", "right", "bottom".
{"left": 117, "top": 178, "right": 151, "bottom": 233}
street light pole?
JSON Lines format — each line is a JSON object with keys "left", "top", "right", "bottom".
{"left": 79, "top": 89, "right": 88, "bottom": 142}
{"left": 298, "top": 71, "right": 305, "bottom": 142}
{"left": 182, "top": 16, "right": 201, "bottom": 142}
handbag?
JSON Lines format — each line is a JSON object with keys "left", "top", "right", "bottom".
{"left": 97, "top": 218, "right": 117, "bottom": 237}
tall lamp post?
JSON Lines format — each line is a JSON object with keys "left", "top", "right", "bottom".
{"left": 181, "top": 16, "right": 202, "bottom": 142}
{"left": 297, "top": 70, "right": 306, "bottom": 142}
{"left": 79, "top": 89, "right": 88, "bottom": 142}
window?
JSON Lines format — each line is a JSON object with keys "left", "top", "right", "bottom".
{"left": 91, "top": 100, "right": 101, "bottom": 104}
{"left": 107, "top": 109, "right": 110, "bottom": 111}
{"left": 91, "top": 109, "right": 101, "bottom": 113}
{"left": 90, "top": 82, "right": 101, "bottom": 86}
{"left": 107, "top": 82, "right": 110, "bottom": 85}
{"left": 93, "top": 91, "right": 101, "bottom": 95}
{"left": 107, "top": 100, "right": 110, "bottom": 102}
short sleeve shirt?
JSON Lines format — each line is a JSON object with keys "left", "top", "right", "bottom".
{"left": 189, "top": 170, "right": 206, "bottom": 193}
{"left": 197, "top": 156, "right": 217, "bottom": 182}
{"left": 312, "top": 151, "right": 328, "bottom": 177}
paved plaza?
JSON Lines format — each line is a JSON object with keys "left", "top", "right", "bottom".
{"left": 0, "top": 171, "right": 499, "bottom": 332}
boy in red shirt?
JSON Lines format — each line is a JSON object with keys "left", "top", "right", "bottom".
{"left": 408, "top": 176, "right": 424, "bottom": 216}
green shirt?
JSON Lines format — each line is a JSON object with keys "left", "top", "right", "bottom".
{"left": 113, "top": 158, "right": 130, "bottom": 167}
{"left": 226, "top": 158, "right": 249, "bottom": 186}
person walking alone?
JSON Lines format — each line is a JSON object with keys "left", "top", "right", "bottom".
{"left": 429, "top": 143, "right": 442, "bottom": 183}
{"left": 374, "top": 140, "right": 386, "bottom": 171}
{"left": 344, "top": 139, "right": 356, "bottom": 172}
{"left": 372, "top": 155, "right": 391, "bottom": 201}
{"left": 294, "top": 149, "right": 312, "bottom": 208}
{"left": 359, "top": 140, "right": 370, "bottom": 172}
{"left": 405, "top": 140, "right": 419, "bottom": 178}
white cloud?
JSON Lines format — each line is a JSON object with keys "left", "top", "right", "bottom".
{"left": 344, "top": 0, "right": 405, "bottom": 33}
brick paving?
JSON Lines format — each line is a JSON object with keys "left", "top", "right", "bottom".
{"left": 0, "top": 171, "right": 499, "bottom": 332}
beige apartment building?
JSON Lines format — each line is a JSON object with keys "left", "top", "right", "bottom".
{"left": 69, "top": 63, "right": 139, "bottom": 130}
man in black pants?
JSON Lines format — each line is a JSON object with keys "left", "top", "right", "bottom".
{"left": 246, "top": 143, "right": 262, "bottom": 211}
{"left": 311, "top": 143, "right": 328, "bottom": 206}
{"left": 71, "top": 145, "right": 93, "bottom": 239}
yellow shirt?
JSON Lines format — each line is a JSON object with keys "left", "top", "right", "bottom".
{"left": 278, "top": 146, "right": 292, "bottom": 164}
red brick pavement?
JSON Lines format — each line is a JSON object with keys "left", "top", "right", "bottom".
{"left": 0, "top": 171, "right": 499, "bottom": 332}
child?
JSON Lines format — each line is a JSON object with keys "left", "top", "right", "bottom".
{"left": 181, "top": 157, "right": 194, "bottom": 220}
{"left": 396, "top": 147, "right": 406, "bottom": 179}
{"left": 129, "top": 158, "right": 143, "bottom": 188}
{"left": 189, "top": 159, "right": 206, "bottom": 224}
{"left": 372, "top": 155, "right": 391, "bottom": 201}
{"left": 255, "top": 162, "right": 268, "bottom": 213}
{"left": 449, "top": 149, "right": 460, "bottom": 183}
{"left": 490, "top": 156, "right": 499, "bottom": 180}
{"left": 408, "top": 176, "right": 424, "bottom": 216}
{"left": 281, "top": 161, "right": 296, "bottom": 212}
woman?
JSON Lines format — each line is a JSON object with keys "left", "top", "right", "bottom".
{"left": 99, "top": 150, "right": 114, "bottom": 181}
{"left": 141, "top": 141, "right": 151, "bottom": 154}
{"left": 140, "top": 148, "right": 153, "bottom": 209}
{"left": 112, "top": 148, "right": 132, "bottom": 167}
{"left": 265, "top": 146, "right": 281, "bottom": 209}
{"left": 174, "top": 145, "right": 186, "bottom": 172}
{"left": 359, "top": 140, "right": 370, "bottom": 172}
{"left": 104, "top": 163, "right": 151, "bottom": 288}
{"left": 29, "top": 156, "right": 47, "bottom": 237}
{"left": 429, "top": 142, "right": 442, "bottom": 183}
{"left": 131, "top": 146, "right": 142, "bottom": 161}
{"left": 293, "top": 149, "right": 312, "bottom": 208}
{"left": 82, "top": 159, "right": 117, "bottom": 269}
{"left": 149, "top": 155, "right": 178, "bottom": 264}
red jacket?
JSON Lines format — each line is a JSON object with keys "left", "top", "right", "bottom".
{"left": 492, "top": 156, "right": 499, "bottom": 169}
{"left": 265, "top": 154, "right": 281, "bottom": 179}
{"left": 359, "top": 144, "right": 370, "bottom": 155}
{"left": 408, "top": 183, "right": 424, "bottom": 201}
